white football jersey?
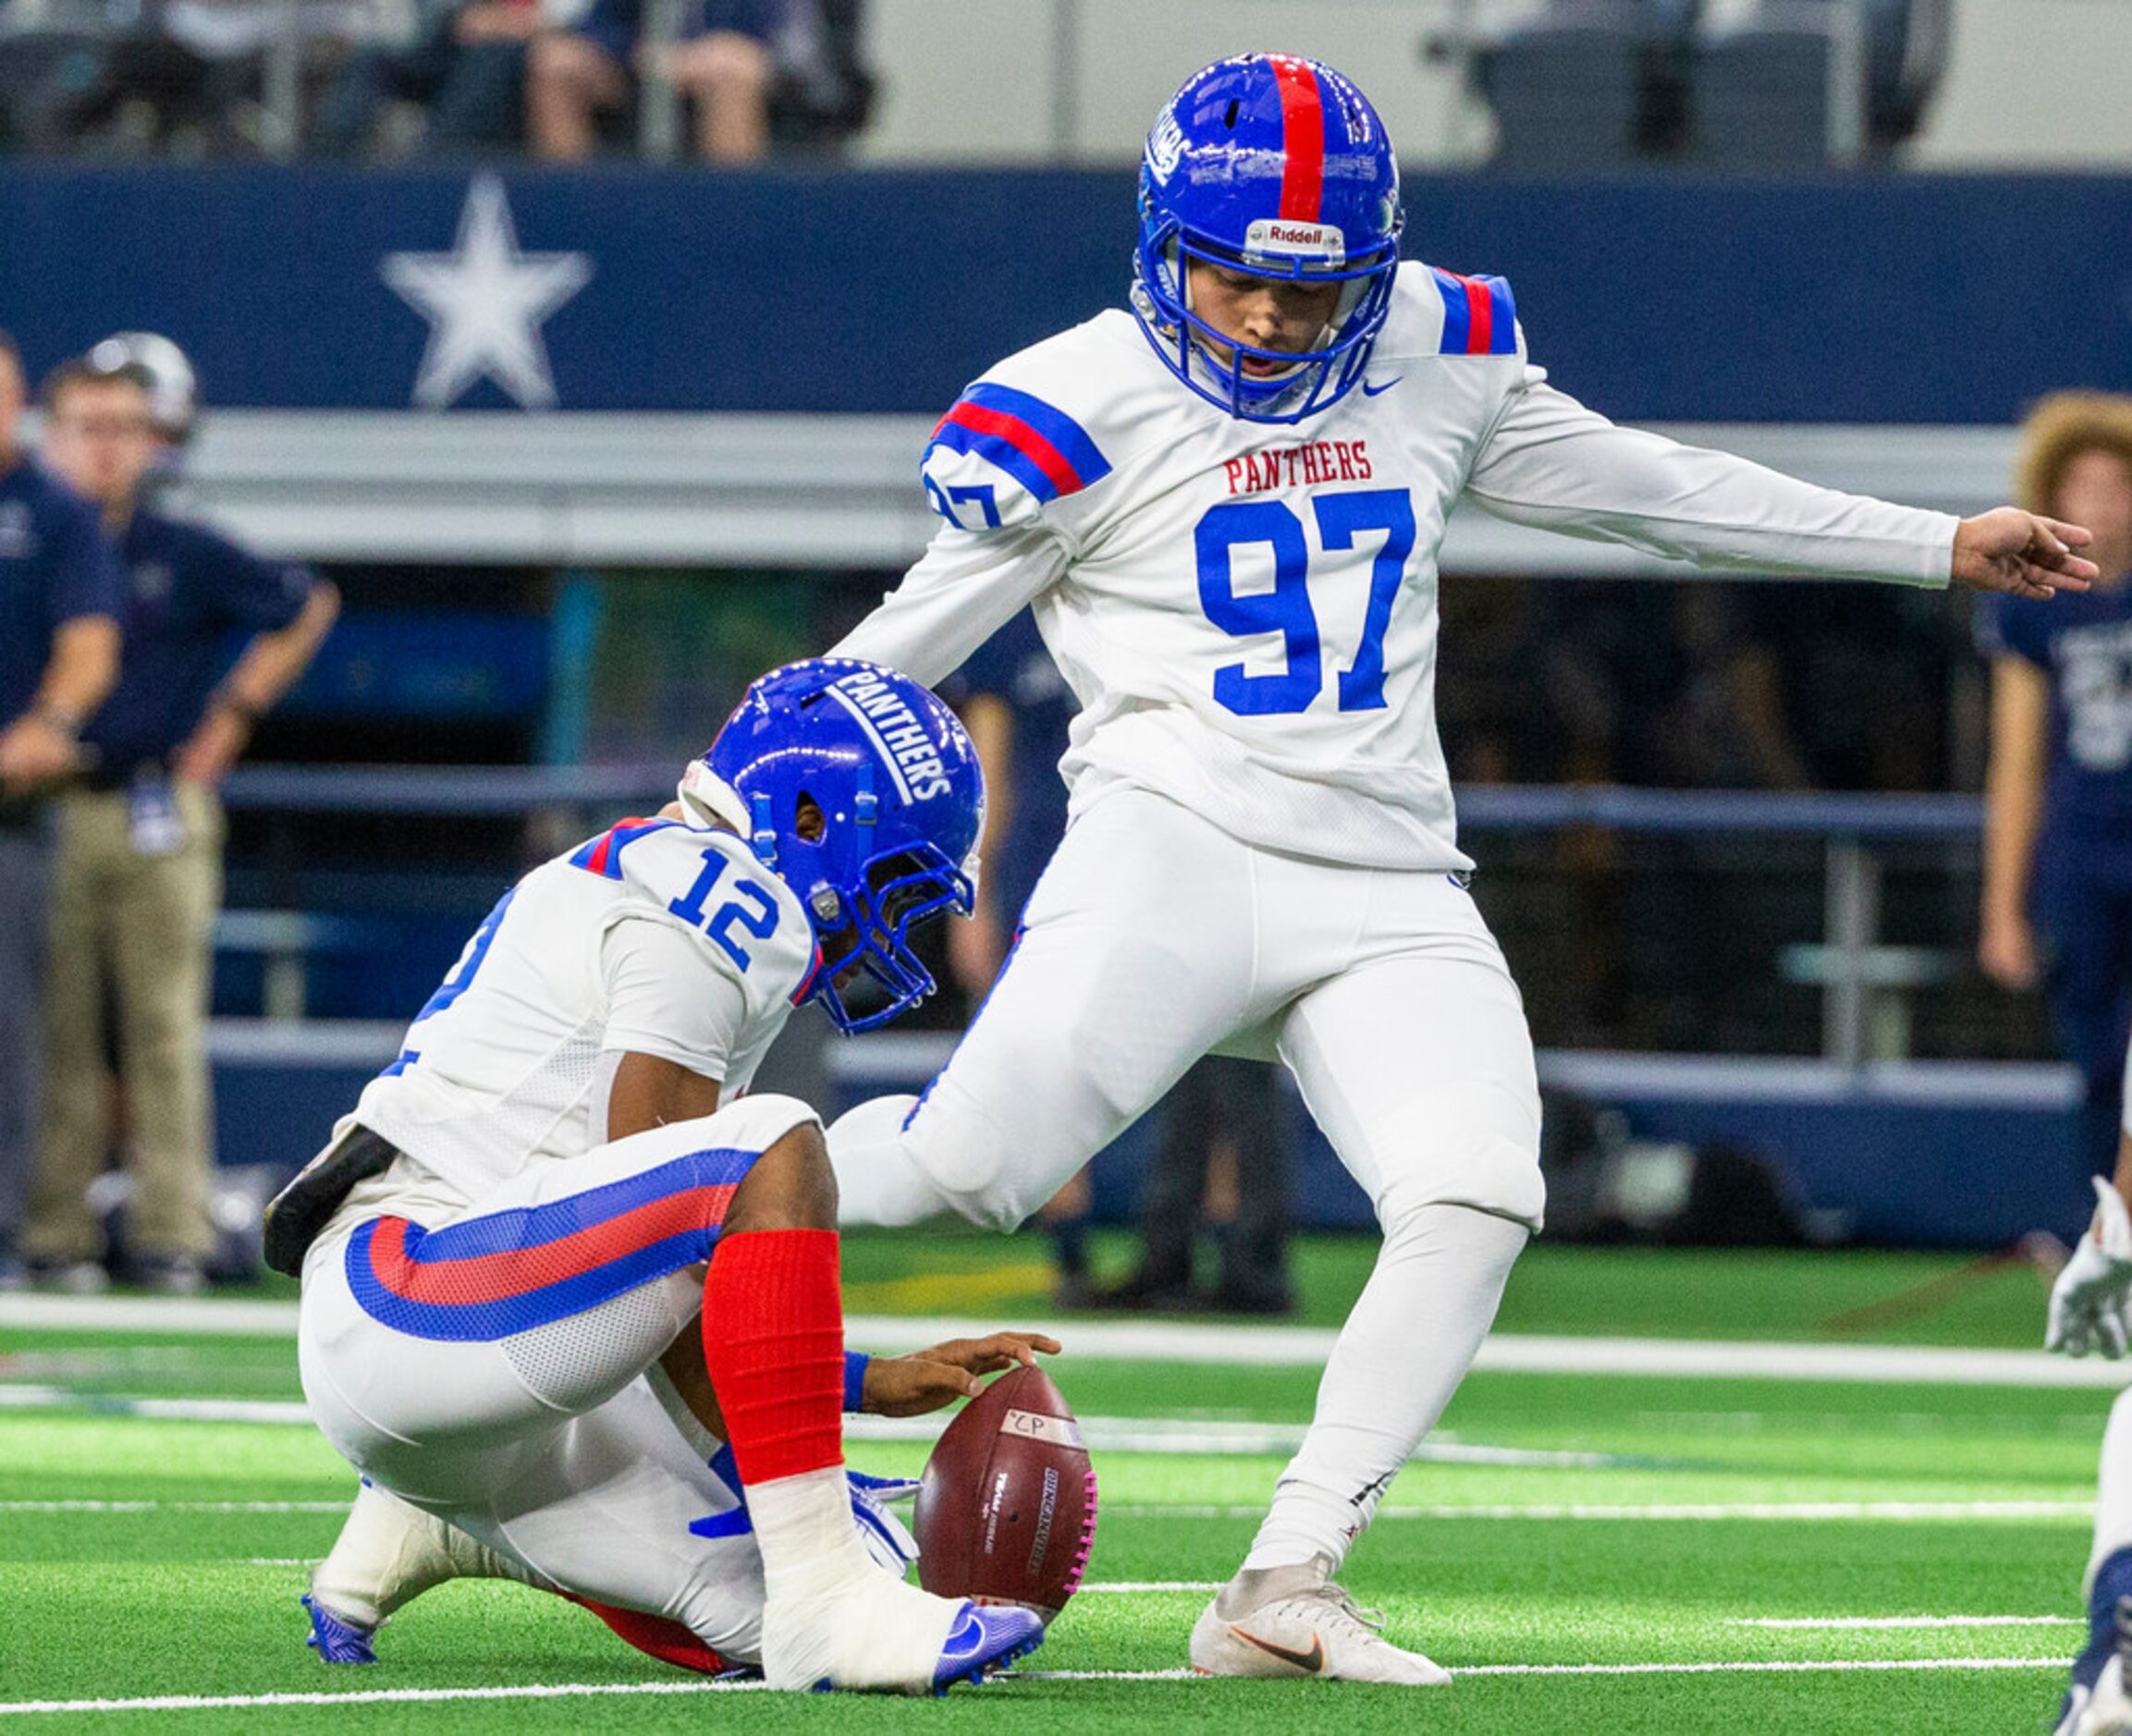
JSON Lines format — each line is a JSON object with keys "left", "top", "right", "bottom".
{"left": 836, "top": 262, "right": 1960, "bottom": 869}
{"left": 349, "top": 815, "right": 815, "bottom": 1211}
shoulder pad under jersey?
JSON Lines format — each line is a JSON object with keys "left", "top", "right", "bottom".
{"left": 1424, "top": 267, "right": 1520, "bottom": 358}
{"left": 569, "top": 819, "right": 815, "bottom": 1001}
{"left": 920, "top": 377, "right": 1115, "bottom": 532}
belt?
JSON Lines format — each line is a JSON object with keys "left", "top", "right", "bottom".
{"left": 261, "top": 1123, "right": 405, "bottom": 1278}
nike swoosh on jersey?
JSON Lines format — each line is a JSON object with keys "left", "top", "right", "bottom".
{"left": 1230, "top": 1625, "right": 1326, "bottom": 1672}
{"left": 1361, "top": 376, "right": 1403, "bottom": 396}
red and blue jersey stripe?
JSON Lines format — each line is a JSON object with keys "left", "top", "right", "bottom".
{"left": 568, "top": 817, "right": 680, "bottom": 880}
{"left": 345, "top": 1145, "right": 756, "bottom": 1340}
{"left": 1432, "top": 269, "right": 1519, "bottom": 357}
{"left": 927, "top": 383, "right": 1111, "bottom": 506}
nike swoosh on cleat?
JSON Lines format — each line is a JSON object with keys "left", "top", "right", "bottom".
{"left": 1361, "top": 377, "right": 1403, "bottom": 396}
{"left": 1230, "top": 1625, "right": 1326, "bottom": 1673}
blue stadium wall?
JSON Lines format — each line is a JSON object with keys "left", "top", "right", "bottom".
{"left": 10, "top": 163, "right": 2120, "bottom": 1244}
{"left": 2, "top": 165, "right": 2128, "bottom": 420}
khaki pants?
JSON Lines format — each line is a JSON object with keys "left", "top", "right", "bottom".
{"left": 25, "top": 782, "right": 223, "bottom": 1264}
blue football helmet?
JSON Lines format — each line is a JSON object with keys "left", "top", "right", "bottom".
{"left": 694, "top": 658, "right": 984, "bottom": 1034}
{"left": 1132, "top": 54, "right": 1404, "bottom": 424}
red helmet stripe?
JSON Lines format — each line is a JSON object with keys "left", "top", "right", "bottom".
{"left": 1269, "top": 56, "right": 1325, "bottom": 224}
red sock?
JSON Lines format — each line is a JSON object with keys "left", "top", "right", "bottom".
{"left": 701, "top": 1229, "right": 845, "bottom": 1486}
{"left": 567, "top": 1594, "right": 729, "bottom": 1676}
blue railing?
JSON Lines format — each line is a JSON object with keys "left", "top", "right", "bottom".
{"left": 219, "top": 768, "right": 1986, "bottom": 1065}
{"left": 224, "top": 765, "right": 1986, "bottom": 838}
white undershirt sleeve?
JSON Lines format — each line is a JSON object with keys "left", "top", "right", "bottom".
{"left": 598, "top": 914, "right": 744, "bottom": 1082}
{"left": 1464, "top": 374, "right": 1958, "bottom": 587}
{"left": 832, "top": 521, "right": 1072, "bottom": 685}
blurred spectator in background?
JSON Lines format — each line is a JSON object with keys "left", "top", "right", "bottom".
{"left": 10, "top": 0, "right": 367, "bottom": 156}
{"left": 312, "top": 0, "right": 584, "bottom": 157}
{"left": 1979, "top": 393, "right": 2132, "bottom": 1182}
{"left": 941, "top": 611, "right": 1096, "bottom": 1304}
{"left": 1106, "top": 1056, "right": 1295, "bottom": 1315}
{"left": 23, "top": 348, "right": 336, "bottom": 1293}
{"left": 528, "top": 0, "right": 778, "bottom": 162}
{"left": 0, "top": 330, "right": 122, "bottom": 1291}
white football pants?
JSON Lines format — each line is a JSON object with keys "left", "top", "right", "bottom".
{"left": 829, "top": 788, "right": 1541, "bottom": 1571}
{"left": 299, "top": 1095, "right": 817, "bottom": 1660}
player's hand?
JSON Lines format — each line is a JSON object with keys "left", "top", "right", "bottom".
{"left": 172, "top": 706, "right": 251, "bottom": 787}
{"left": 0, "top": 714, "right": 84, "bottom": 791}
{"left": 863, "top": 1331, "right": 1061, "bottom": 1417}
{"left": 1952, "top": 508, "right": 2098, "bottom": 599}
{"left": 1979, "top": 908, "right": 2040, "bottom": 992}
{"left": 2047, "top": 1178, "right": 2132, "bottom": 1357}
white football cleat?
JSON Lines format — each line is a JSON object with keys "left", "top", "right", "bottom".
{"left": 1190, "top": 1557, "right": 1452, "bottom": 1685}
{"left": 307, "top": 1479, "right": 536, "bottom": 1652}
{"left": 2076, "top": 1656, "right": 2132, "bottom": 1736}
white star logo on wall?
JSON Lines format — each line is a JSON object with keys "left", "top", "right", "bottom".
{"left": 383, "top": 175, "right": 594, "bottom": 410}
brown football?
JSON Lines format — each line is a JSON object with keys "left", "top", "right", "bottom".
{"left": 912, "top": 1362, "right": 1097, "bottom": 1623}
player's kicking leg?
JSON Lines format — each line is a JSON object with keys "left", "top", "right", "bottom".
{"left": 299, "top": 1094, "right": 1038, "bottom": 1692}
{"left": 1190, "top": 871, "right": 1540, "bottom": 1685}
{"left": 2058, "top": 1388, "right": 2132, "bottom": 1734}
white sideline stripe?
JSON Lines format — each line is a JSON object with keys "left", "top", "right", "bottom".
{"left": 5, "top": 1296, "right": 2122, "bottom": 1390}
{"left": 0, "top": 1657, "right": 2073, "bottom": 1713}
{"left": 0, "top": 1386, "right": 1637, "bottom": 1467}
{"left": 1109, "top": 1499, "right": 2095, "bottom": 1522}
{"left": 1079, "top": 1582, "right": 1223, "bottom": 1594}
{"left": 1734, "top": 1615, "right": 2076, "bottom": 1629}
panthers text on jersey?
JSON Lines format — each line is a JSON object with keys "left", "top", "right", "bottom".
{"left": 836, "top": 262, "right": 1961, "bottom": 869}
{"left": 346, "top": 815, "right": 817, "bottom": 1215}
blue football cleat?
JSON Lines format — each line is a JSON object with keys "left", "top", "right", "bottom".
{"left": 930, "top": 1603, "right": 1045, "bottom": 1694}
{"left": 302, "top": 1592, "right": 378, "bottom": 1664}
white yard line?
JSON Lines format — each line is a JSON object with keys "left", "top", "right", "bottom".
{"left": 0, "top": 1386, "right": 1648, "bottom": 1467}
{"left": 1108, "top": 1499, "right": 2095, "bottom": 1522}
{"left": 1078, "top": 1582, "right": 1223, "bottom": 1593}
{"left": 0, "top": 1500, "right": 349, "bottom": 1513}
{"left": 0, "top": 1657, "right": 2072, "bottom": 1714}
{"left": 7, "top": 1497, "right": 2094, "bottom": 1522}
{"left": 6, "top": 1296, "right": 2124, "bottom": 1389}
{"left": 1734, "top": 1615, "right": 2077, "bottom": 1629}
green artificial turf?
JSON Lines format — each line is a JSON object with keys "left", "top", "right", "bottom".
{"left": 0, "top": 1240, "right": 2096, "bottom": 1732}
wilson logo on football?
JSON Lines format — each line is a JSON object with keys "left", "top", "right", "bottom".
{"left": 1002, "top": 1409, "right": 1084, "bottom": 1449}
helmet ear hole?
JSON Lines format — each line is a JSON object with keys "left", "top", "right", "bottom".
{"left": 795, "top": 792, "right": 827, "bottom": 842}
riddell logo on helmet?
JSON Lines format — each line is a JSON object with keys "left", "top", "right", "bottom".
{"left": 1244, "top": 219, "right": 1345, "bottom": 263}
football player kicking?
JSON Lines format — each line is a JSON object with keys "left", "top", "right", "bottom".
{"left": 2042, "top": 1073, "right": 2132, "bottom": 1735}
{"left": 276, "top": 657, "right": 1053, "bottom": 1693}
{"left": 821, "top": 53, "right": 2100, "bottom": 1685}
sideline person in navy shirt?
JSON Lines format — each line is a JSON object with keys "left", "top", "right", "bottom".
{"left": 21, "top": 354, "right": 337, "bottom": 1294}
{"left": 0, "top": 330, "right": 123, "bottom": 1290}
{"left": 1980, "top": 393, "right": 2132, "bottom": 1185}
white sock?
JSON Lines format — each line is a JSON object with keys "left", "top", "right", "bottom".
{"left": 746, "top": 1464, "right": 877, "bottom": 1603}
{"left": 2088, "top": 1388, "right": 2132, "bottom": 1595}
{"left": 1243, "top": 1204, "right": 1527, "bottom": 1575}
{"left": 312, "top": 1481, "right": 537, "bottom": 1627}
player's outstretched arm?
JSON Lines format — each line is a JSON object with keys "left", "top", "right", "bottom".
{"left": 861, "top": 1332, "right": 1062, "bottom": 1417}
{"left": 1465, "top": 379, "right": 2040, "bottom": 591}
{"left": 1951, "top": 507, "right": 2097, "bottom": 599}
